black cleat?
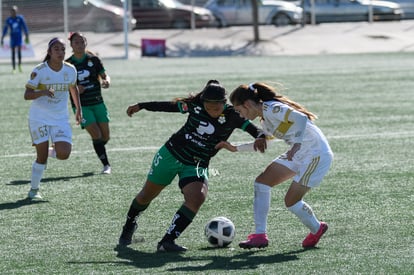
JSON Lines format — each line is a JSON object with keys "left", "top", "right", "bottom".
{"left": 157, "top": 240, "right": 187, "bottom": 252}
{"left": 118, "top": 222, "right": 137, "bottom": 246}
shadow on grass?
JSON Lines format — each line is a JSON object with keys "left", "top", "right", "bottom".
{"left": 6, "top": 172, "right": 96, "bottom": 186}
{"left": 167, "top": 249, "right": 304, "bottom": 272}
{"left": 0, "top": 198, "right": 49, "bottom": 210}
{"left": 93, "top": 245, "right": 305, "bottom": 271}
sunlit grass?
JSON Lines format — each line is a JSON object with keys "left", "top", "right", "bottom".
{"left": 0, "top": 53, "right": 413, "bottom": 274}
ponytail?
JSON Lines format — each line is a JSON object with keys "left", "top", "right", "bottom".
{"left": 231, "top": 82, "right": 317, "bottom": 121}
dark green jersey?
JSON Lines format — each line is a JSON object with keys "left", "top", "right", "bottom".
{"left": 138, "top": 100, "right": 263, "bottom": 168}
{"left": 66, "top": 53, "right": 105, "bottom": 107}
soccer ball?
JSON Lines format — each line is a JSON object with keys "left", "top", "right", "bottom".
{"left": 204, "top": 216, "right": 235, "bottom": 247}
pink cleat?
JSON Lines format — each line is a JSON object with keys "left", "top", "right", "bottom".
{"left": 239, "top": 233, "right": 269, "bottom": 249}
{"left": 302, "top": 222, "right": 328, "bottom": 248}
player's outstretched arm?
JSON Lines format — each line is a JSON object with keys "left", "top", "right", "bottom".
{"left": 215, "top": 141, "right": 237, "bottom": 152}
{"left": 126, "top": 103, "right": 141, "bottom": 117}
{"left": 216, "top": 138, "right": 273, "bottom": 153}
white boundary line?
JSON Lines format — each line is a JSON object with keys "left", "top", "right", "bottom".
{"left": 326, "top": 131, "right": 414, "bottom": 140}
{"left": 2, "top": 131, "right": 414, "bottom": 159}
{"left": 2, "top": 146, "right": 159, "bottom": 158}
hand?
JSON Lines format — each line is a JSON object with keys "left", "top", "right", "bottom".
{"left": 25, "top": 37, "right": 29, "bottom": 44}
{"left": 126, "top": 103, "right": 141, "bottom": 117}
{"left": 215, "top": 141, "right": 237, "bottom": 152}
{"left": 44, "top": 88, "right": 55, "bottom": 98}
{"left": 1, "top": 40, "right": 3, "bottom": 47}
{"left": 101, "top": 80, "right": 110, "bottom": 89}
{"left": 75, "top": 110, "right": 83, "bottom": 125}
{"left": 253, "top": 137, "right": 267, "bottom": 153}
{"left": 287, "top": 143, "right": 301, "bottom": 161}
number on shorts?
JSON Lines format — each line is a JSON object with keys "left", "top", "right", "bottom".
{"left": 153, "top": 153, "right": 162, "bottom": 167}
{"left": 38, "top": 125, "right": 48, "bottom": 137}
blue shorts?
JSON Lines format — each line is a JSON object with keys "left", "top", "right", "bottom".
{"left": 10, "top": 34, "right": 23, "bottom": 48}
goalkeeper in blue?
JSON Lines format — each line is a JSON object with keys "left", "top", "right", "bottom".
{"left": 216, "top": 82, "right": 333, "bottom": 249}
{"left": 118, "top": 80, "right": 266, "bottom": 252}
{"left": 1, "top": 5, "right": 29, "bottom": 73}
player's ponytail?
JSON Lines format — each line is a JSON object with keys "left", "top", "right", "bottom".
{"left": 231, "top": 82, "right": 317, "bottom": 121}
{"left": 255, "top": 82, "right": 318, "bottom": 121}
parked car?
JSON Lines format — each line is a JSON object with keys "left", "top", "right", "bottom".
{"left": 301, "top": 0, "right": 403, "bottom": 23}
{"left": 388, "top": 0, "right": 414, "bottom": 19}
{"left": 131, "top": 0, "right": 217, "bottom": 29}
{"left": 204, "top": 0, "right": 303, "bottom": 27}
{"left": 178, "top": 0, "right": 211, "bottom": 6}
{"left": 1, "top": 0, "right": 135, "bottom": 33}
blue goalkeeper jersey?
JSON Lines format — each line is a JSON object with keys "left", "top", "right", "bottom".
{"left": 2, "top": 15, "right": 28, "bottom": 47}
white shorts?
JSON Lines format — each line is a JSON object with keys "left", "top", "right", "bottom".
{"left": 29, "top": 120, "right": 72, "bottom": 145}
{"left": 274, "top": 151, "right": 333, "bottom": 188}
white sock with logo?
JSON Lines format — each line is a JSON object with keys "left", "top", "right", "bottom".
{"left": 288, "top": 200, "right": 320, "bottom": 234}
{"left": 31, "top": 161, "right": 46, "bottom": 190}
{"left": 253, "top": 182, "right": 271, "bottom": 234}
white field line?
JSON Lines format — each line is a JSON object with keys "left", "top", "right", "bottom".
{"left": 326, "top": 131, "right": 414, "bottom": 140}
{"left": 2, "top": 146, "right": 159, "bottom": 158}
{"left": 2, "top": 131, "right": 414, "bottom": 159}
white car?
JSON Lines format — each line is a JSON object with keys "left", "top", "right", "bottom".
{"left": 302, "top": 0, "right": 403, "bottom": 23}
{"left": 204, "top": 0, "right": 303, "bottom": 27}
{"left": 388, "top": 0, "right": 414, "bottom": 19}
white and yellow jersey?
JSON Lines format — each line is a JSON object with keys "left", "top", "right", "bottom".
{"left": 26, "top": 61, "right": 77, "bottom": 124}
{"left": 261, "top": 100, "right": 331, "bottom": 155}
{"left": 261, "top": 100, "right": 307, "bottom": 145}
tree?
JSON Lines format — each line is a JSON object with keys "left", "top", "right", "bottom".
{"left": 251, "top": 0, "right": 260, "bottom": 42}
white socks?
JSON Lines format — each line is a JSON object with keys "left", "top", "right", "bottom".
{"left": 288, "top": 200, "right": 320, "bottom": 234}
{"left": 31, "top": 161, "right": 46, "bottom": 190}
{"left": 253, "top": 182, "right": 272, "bottom": 234}
{"left": 252, "top": 183, "right": 321, "bottom": 235}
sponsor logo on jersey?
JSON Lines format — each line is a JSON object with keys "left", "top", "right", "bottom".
{"left": 197, "top": 121, "right": 215, "bottom": 135}
{"left": 77, "top": 69, "right": 90, "bottom": 81}
{"left": 181, "top": 102, "right": 188, "bottom": 112}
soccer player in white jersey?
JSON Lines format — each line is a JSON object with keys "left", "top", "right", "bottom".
{"left": 24, "top": 37, "right": 82, "bottom": 200}
{"left": 216, "top": 82, "right": 333, "bottom": 249}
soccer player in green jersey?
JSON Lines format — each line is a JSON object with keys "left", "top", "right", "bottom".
{"left": 66, "top": 32, "right": 112, "bottom": 174}
{"left": 118, "top": 80, "right": 266, "bottom": 252}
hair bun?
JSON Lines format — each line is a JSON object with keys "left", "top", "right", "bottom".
{"left": 201, "top": 83, "right": 226, "bottom": 102}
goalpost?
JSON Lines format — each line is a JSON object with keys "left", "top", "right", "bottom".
{"left": 0, "top": 0, "right": 132, "bottom": 59}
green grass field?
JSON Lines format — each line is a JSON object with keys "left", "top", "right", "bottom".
{"left": 1, "top": 53, "right": 413, "bottom": 274}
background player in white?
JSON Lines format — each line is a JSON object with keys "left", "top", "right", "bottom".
{"left": 24, "top": 37, "right": 82, "bottom": 200}
{"left": 216, "top": 82, "right": 333, "bottom": 249}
